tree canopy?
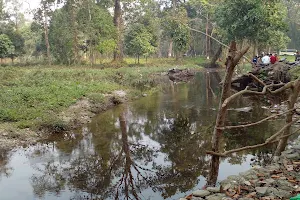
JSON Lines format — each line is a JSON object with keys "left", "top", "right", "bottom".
{"left": 0, "top": 0, "right": 296, "bottom": 64}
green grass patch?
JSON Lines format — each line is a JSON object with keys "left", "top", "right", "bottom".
{"left": 0, "top": 57, "right": 205, "bottom": 130}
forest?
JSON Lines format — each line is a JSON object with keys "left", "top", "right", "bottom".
{"left": 0, "top": 0, "right": 298, "bottom": 65}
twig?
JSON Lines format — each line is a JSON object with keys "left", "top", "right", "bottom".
{"left": 207, "top": 118, "right": 299, "bottom": 157}
{"left": 217, "top": 109, "right": 295, "bottom": 130}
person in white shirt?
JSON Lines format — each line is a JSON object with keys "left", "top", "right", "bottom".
{"left": 262, "top": 54, "right": 271, "bottom": 65}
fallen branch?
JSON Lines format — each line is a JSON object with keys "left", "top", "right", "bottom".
{"left": 217, "top": 109, "right": 295, "bottom": 130}
{"left": 207, "top": 118, "right": 299, "bottom": 157}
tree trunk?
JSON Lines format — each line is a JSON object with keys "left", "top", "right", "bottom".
{"left": 253, "top": 40, "right": 257, "bottom": 57}
{"left": 70, "top": 2, "right": 79, "bottom": 64}
{"left": 208, "top": 41, "right": 249, "bottom": 185}
{"left": 275, "top": 80, "right": 300, "bottom": 156}
{"left": 206, "top": 13, "right": 209, "bottom": 59}
{"left": 168, "top": 40, "right": 173, "bottom": 58}
{"left": 113, "top": 0, "right": 123, "bottom": 61}
{"left": 43, "top": 14, "right": 51, "bottom": 65}
{"left": 210, "top": 46, "right": 222, "bottom": 67}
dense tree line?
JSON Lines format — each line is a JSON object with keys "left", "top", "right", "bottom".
{"left": 0, "top": 0, "right": 298, "bottom": 64}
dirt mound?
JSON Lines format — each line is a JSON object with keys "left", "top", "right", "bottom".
{"left": 167, "top": 68, "right": 195, "bottom": 82}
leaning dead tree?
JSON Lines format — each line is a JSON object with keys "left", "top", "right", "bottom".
{"left": 206, "top": 41, "right": 300, "bottom": 185}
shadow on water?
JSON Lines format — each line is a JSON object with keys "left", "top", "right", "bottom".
{"left": 0, "top": 70, "right": 294, "bottom": 200}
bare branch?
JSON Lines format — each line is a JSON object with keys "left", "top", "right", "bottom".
{"left": 265, "top": 120, "right": 296, "bottom": 143}
{"left": 217, "top": 109, "right": 295, "bottom": 130}
{"left": 207, "top": 118, "right": 299, "bottom": 157}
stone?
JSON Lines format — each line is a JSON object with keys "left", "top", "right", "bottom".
{"left": 192, "top": 190, "right": 211, "bottom": 197}
{"left": 244, "top": 181, "right": 252, "bottom": 186}
{"left": 255, "top": 187, "right": 269, "bottom": 195}
{"left": 206, "top": 187, "right": 221, "bottom": 193}
{"left": 222, "top": 183, "right": 232, "bottom": 190}
{"left": 179, "top": 198, "right": 187, "bottom": 200}
{"left": 273, "top": 180, "right": 294, "bottom": 191}
{"left": 239, "top": 198, "right": 254, "bottom": 200}
{"left": 282, "top": 149, "right": 294, "bottom": 155}
{"left": 221, "top": 198, "right": 233, "bottom": 200}
{"left": 285, "top": 152, "right": 300, "bottom": 160}
{"left": 293, "top": 145, "right": 300, "bottom": 150}
{"left": 2, "top": 132, "right": 8, "bottom": 136}
{"left": 240, "top": 170, "right": 258, "bottom": 180}
{"left": 267, "top": 188, "right": 292, "bottom": 198}
{"left": 264, "top": 179, "right": 275, "bottom": 186}
{"left": 206, "top": 193, "right": 226, "bottom": 200}
{"left": 227, "top": 175, "right": 246, "bottom": 184}
{"left": 191, "top": 197, "right": 204, "bottom": 200}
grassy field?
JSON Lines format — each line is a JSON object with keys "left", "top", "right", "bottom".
{"left": 0, "top": 57, "right": 205, "bottom": 130}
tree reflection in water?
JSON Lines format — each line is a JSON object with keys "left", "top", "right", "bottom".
{"left": 0, "top": 148, "right": 12, "bottom": 180}
{"left": 0, "top": 70, "right": 287, "bottom": 200}
{"left": 30, "top": 109, "right": 158, "bottom": 200}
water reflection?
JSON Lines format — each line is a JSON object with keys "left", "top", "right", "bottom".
{"left": 0, "top": 148, "right": 12, "bottom": 180}
{"left": 0, "top": 70, "right": 288, "bottom": 200}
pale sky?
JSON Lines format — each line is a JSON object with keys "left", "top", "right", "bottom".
{"left": 22, "top": 0, "right": 40, "bottom": 20}
{"left": 23, "top": 0, "right": 40, "bottom": 11}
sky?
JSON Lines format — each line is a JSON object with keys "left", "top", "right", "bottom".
{"left": 24, "top": 0, "right": 40, "bottom": 11}
{"left": 20, "top": 0, "right": 41, "bottom": 20}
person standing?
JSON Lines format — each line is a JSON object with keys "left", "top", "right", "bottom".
{"left": 270, "top": 54, "right": 277, "bottom": 64}
{"left": 262, "top": 54, "right": 271, "bottom": 65}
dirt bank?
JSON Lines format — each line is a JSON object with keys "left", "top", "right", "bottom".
{"left": 0, "top": 90, "right": 130, "bottom": 152}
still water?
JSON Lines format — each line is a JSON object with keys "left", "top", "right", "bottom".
{"left": 0, "top": 70, "right": 286, "bottom": 200}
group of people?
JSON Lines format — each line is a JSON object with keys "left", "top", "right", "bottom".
{"left": 252, "top": 53, "right": 279, "bottom": 67}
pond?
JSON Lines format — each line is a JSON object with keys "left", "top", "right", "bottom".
{"left": 0, "top": 70, "right": 287, "bottom": 200}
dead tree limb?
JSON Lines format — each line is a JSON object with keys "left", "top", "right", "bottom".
{"left": 275, "top": 79, "right": 300, "bottom": 155}
{"left": 212, "top": 42, "right": 250, "bottom": 152}
{"left": 266, "top": 120, "right": 297, "bottom": 143}
{"left": 208, "top": 42, "right": 250, "bottom": 185}
{"left": 207, "top": 120, "right": 300, "bottom": 157}
{"left": 216, "top": 109, "right": 296, "bottom": 130}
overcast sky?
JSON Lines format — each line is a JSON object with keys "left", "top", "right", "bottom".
{"left": 24, "top": 0, "right": 40, "bottom": 10}
{"left": 21, "top": 0, "right": 41, "bottom": 20}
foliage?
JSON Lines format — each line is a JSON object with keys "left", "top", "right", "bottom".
{"left": 48, "top": 8, "right": 74, "bottom": 64}
{"left": 163, "top": 7, "right": 190, "bottom": 57}
{"left": 124, "top": 23, "right": 156, "bottom": 60}
{"left": 49, "top": 2, "right": 116, "bottom": 64}
{"left": 216, "top": 0, "right": 288, "bottom": 45}
{"left": 0, "top": 34, "right": 13, "bottom": 59}
{"left": 77, "top": 3, "right": 116, "bottom": 55}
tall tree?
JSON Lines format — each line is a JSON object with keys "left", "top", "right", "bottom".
{"left": 163, "top": 7, "right": 190, "bottom": 60}
{"left": 113, "top": 0, "right": 123, "bottom": 61}
{"left": 215, "top": 0, "right": 288, "bottom": 55}
{"left": 34, "top": 0, "right": 57, "bottom": 64}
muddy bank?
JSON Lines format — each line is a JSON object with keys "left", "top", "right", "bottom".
{"left": 0, "top": 90, "right": 132, "bottom": 152}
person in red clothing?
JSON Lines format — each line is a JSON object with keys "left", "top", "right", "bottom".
{"left": 270, "top": 53, "right": 277, "bottom": 64}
